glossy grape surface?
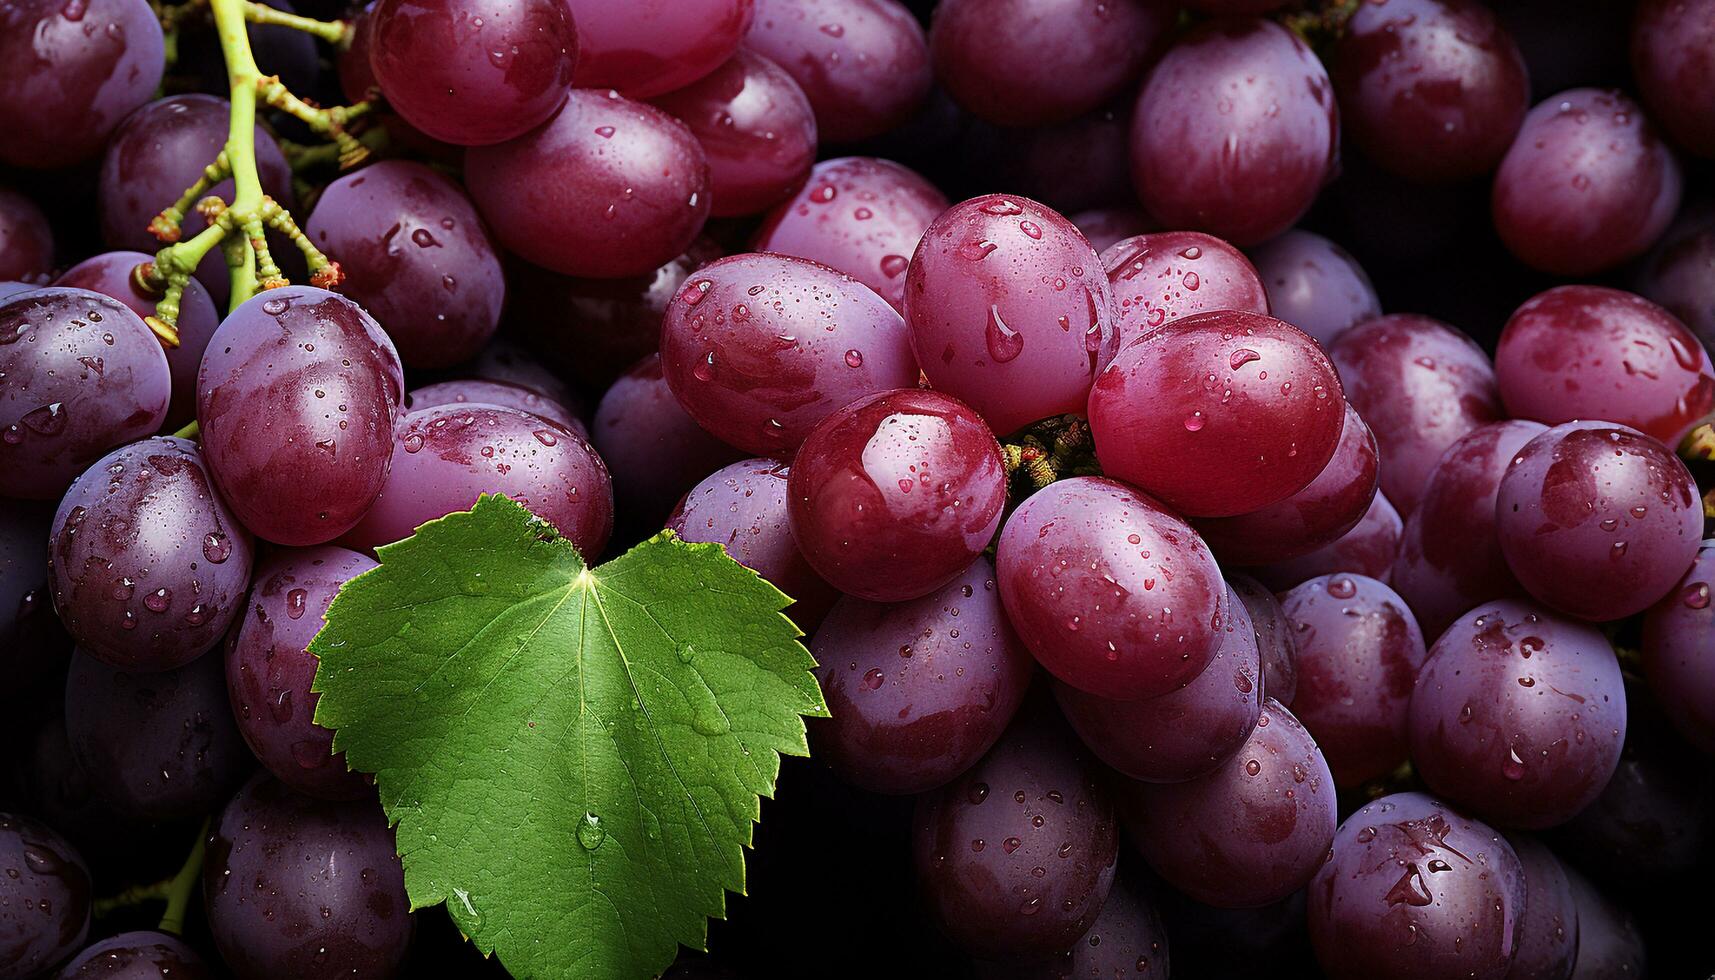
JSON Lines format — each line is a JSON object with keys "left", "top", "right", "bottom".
{"left": 1230, "top": 572, "right": 1297, "bottom": 706}
{"left": 594, "top": 354, "right": 743, "bottom": 529}
{"left": 1631, "top": 0, "right": 1715, "bottom": 158}
{"left": 567, "top": 0, "right": 753, "bottom": 98}
{"left": 1247, "top": 230, "right": 1380, "bottom": 348}
{"left": 0, "top": 287, "right": 171, "bottom": 501}
{"left": 409, "top": 379, "right": 583, "bottom": 437}
{"left": 198, "top": 287, "right": 404, "bottom": 546}
{"left": 972, "top": 876, "right": 1169, "bottom": 980}
{"left": 1089, "top": 309, "right": 1345, "bottom": 517}
{"left": 1101, "top": 231, "right": 1269, "bottom": 346}
{"left": 1637, "top": 204, "right": 1715, "bottom": 349}
{"left": 1248, "top": 490, "right": 1403, "bottom": 591}
{"left": 0, "top": 189, "right": 53, "bottom": 284}
{"left": 996, "top": 477, "right": 1228, "bottom": 701}
{"left": 51, "top": 930, "right": 211, "bottom": 980}
{"left": 0, "top": 812, "right": 90, "bottom": 978}
{"left": 1640, "top": 540, "right": 1715, "bottom": 753}
{"left": 745, "top": 0, "right": 931, "bottom": 142}
{"left": 1503, "top": 834, "right": 1579, "bottom": 980}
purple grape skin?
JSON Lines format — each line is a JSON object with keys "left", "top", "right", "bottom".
{"left": 1636, "top": 203, "right": 1715, "bottom": 349}
{"left": 905, "top": 193, "right": 1117, "bottom": 437}
{"left": 0, "top": 188, "right": 52, "bottom": 283}
{"left": 1308, "top": 792, "right": 1525, "bottom": 980}
{"left": 1071, "top": 207, "right": 1153, "bottom": 254}
{"left": 659, "top": 251, "right": 919, "bottom": 456}
{"left": 595, "top": 354, "right": 744, "bottom": 529}
{"left": 1330, "top": 0, "right": 1528, "bottom": 184}
{"left": 409, "top": 379, "right": 585, "bottom": 439}
{"left": 203, "top": 775, "right": 413, "bottom": 980}
{"left": 648, "top": 49, "right": 818, "bottom": 218}
{"left": 1246, "top": 230, "right": 1381, "bottom": 349}
{"left": 745, "top": 0, "right": 931, "bottom": 143}
{"left": 343, "top": 403, "right": 614, "bottom": 556}
{"left": 1502, "top": 835, "right": 1579, "bottom": 980}
{"left": 1642, "top": 540, "right": 1715, "bottom": 754}
{"left": 0, "top": 0, "right": 164, "bottom": 170}
{"left": 911, "top": 713, "right": 1119, "bottom": 958}
{"left": 466, "top": 90, "right": 711, "bottom": 279}
{"left": 228, "top": 547, "right": 376, "bottom": 801}
{"left": 1631, "top": 0, "right": 1715, "bottom": 158}
{"left": 1101, "top": 230, "right": 1270, "bottom": 347}
{"left": 0, "top": 812, "right": 90, "bottom": 978}
{"left": 667, "top": 458, "right": 836, "bottom": 630}
{"left": 0, "top": 287, "right": 171, "bottom": 501}
{"left": 1495, "top": 421, "right": 1703, "bottom": 622}
{"left": 567, "top": 0, "right": 752, "bottom": 98}
{"left": 50, "top": 930, "right": 211, "bottom": 980}
{"left": 751, "top": 157, "right": 948, "bottom": 313}
{"left": 1408, "top": 600, "right": 1626, "bottom": 830}
{"left": 971, "top": 876, "right": 1170, "bottom": 980}
{"left": 306, "top": 161, "right": 505, "bottom": 369}
{"left": 809, "top": 558, "right": 1033, "bottom": 794}
{"left": 960, "top": 106, "right": 1135, "bottom": 217}
{"left": 1055, "top": 587, "right": 1260, "bottom": 783}
{"left": 50, "top": 437, "right": 254, "bottom": 671}
{"left": 1197, "top": 402, "right": 1379, "bottom": 567}
{"left": 1127, "top": 19, "right": 1338, "bottom": 247}
{"left": 0, "top": 501, "right": 66, "bottom": 693}
{"left": 197, "top": 286, "right": 405, "bottom": 546}
{"left": 930, "top": 0, "right": 1172, "bottom": 126}
{"left": 0, "top": 282, "right": 39, "bottom": 301}
{"left": 1330, "top": 313, "right": 1502, "bottom": 516}
{"left": 1563, "top": 866, "right": 1646, "bottom": 979}
{"left": 367, "top": 0, "right": 577, "bottom": 146}
{"left": 1229, "top": 572, "right": 1297, "bottom": 707}
{"left": 54, "top": 251, "right": 220, "bottom": 430}
{"left": 1089, "top": 310, "right": 1346, "bottom": 518}
{"left": 787, "top": 388, "right": 1005, "bottom": 602}
{"left": 1121, "top": 699, "right": 1336, "bottom": 909}
{"left": 996, "top": 477, "right": 1229, "bottom": 701}
{"left": 63, "top": 648, "right": 251, "bottom": 821}
{"left": 1492, "top": 89, "right": 1683, "bottom": 276}
{"left": 1495, "top": 285, "right": 1715, "bottom": 449}
{"left": 1248, "top": 490, "right": 1403, "bottom": 592}
{"left": 1279, "top": 574, "right": 1428, "bottom": 788}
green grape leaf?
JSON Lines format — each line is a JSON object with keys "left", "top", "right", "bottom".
{"left": 309, "top": 494, "right": 827, "bottom": 980}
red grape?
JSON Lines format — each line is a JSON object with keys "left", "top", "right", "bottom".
{"left": 1247, "top": 229, "right": 1380, "bottom": 348}
{"left": 1248, "top": 489, "right": 1403, "bottom": 592}
{"left": 1641, "top": 539, "right": 1715, "bottom": 753}
{"left": 567, "top": 0, "right": 753, "bottom": 98}
{"left": 1631, "top": 0, "right": 1715, "bottom": 158}
{"left": 1101, "top": 230, "right": 1269, "bottom": 346}
{"left": 0, "top": 188, "right": 52, "bottom": 283}
{"left": 995, "top": 477, "right": 1228, "bottom": 701}
{"left": 1089, "top": 309, "right": 1345, "bottom": 517}
{"left": 465, "top": 89, "right": 711, "bottom": 279}
{"left": 51, "top": 931, "right": 211, "bottom": 980}
{"left": 745, "top": 0, "right": 931, "bottom": 143}
{"left": 594, "top": 354, "right": 744, "bottom": 529}
{"left": 1229, "top": 572, "right": 1297, "bottom": 707}
{"left": 409, "top": 379, "right": 584, "bottom": 438}
{"left": 1408, "top": 600, "right": 1626, "bottom": 829}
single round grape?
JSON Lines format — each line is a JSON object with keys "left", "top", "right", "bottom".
{"left": 659, "top": 252, "right": 919, "bottom": 456}
{"left": 1309, "top": 792, "right": 1525, "bottom": 980}
{"left": 971, "top": 876, "right": 1170, "bottom": 980}
{"left": 465, "top": 89, "right": 711, "bottom": 279}
{"left": 1492, "top": 89, "right": 1682, "bottom": 276}
{"left": 0, "top": 812, "right": 90, "bottom": 978}
{"left": 1636, "top": 203, "right": 1715, "bottom": 350}
{"left": 1279, "top": 574, "right": 1427, "bottom": 787}
{"left": 1128, "top": 19, "right": 1337, "bottom": 246}
{"left": 0, "top": 287, "right": 171, "bottom": 501}
{"left": 1330, "top": 0, "right": 1528, "bottom": 183}
{"left": 1071, "top": 207, "right": 1153, "bottom": 254}
{"left": 1089, "top": 309, "right": 1345, "bottom": 517}
{"left": 1495, "top": 421, "right": 1702, "bottom": 622}
{"left": 995, "top": 477, "right": 1228, "bottom": 701}
{"left": 1119, "top": 698, "right": 1336, "bottom": 908}
{"left": 594, "top": 354, "right": 743, "bottom": 529}
{"left": 668, "top": 458, "right": 836, "bottom": 630}
{"left": 567, "top": 0, "right": 752, "bottom": 98}
{"left": 787, "top": 389, "right": 1005, "bottom": 602}
{"left": 1631, "top": 0, "right": 1715, "bottom": 158}
{"left": 228, "top": 547, "right": 376, "bottom": 801}
{"left": 204, "top": 775, "right": 412, "bottom": 980}
{"left": 1, "top": 501, "right": 65, "bottom": 693}
{"left": 648, "top": 49, "right": 818, "bottom": 218}
{"left": 63, "top": 648, "right": 250, "bottom": 821}
{"left": 1496, "top": 285, "right": 1715, "bottom": 449}
{"left": 1408, "top": 600, "right": 1626, "bottom": 829}
{"left": 906, "top": 193, "right": 1116, "bottom": 436}
{"left": 1055, "top": 586, "right": 1260, "bottom": 783}
{"left": 810, "top": 558, "right": 1032, "bottom": 793}
{"left": 930, "top": 0, "right": 1172, "bottom": 126}
{"left": 1641, "top": 540, "right": 1715, "bottom": 754}
{"left": 1502, "top": 835, "right": 1579, "bottom": 980}
{"left": 745, "top": 0, "right": 931, "bottom": 142}
{"left": 751, "top": 157, "right": 948, "bottom": 312}
{"left": 1229, "top": 572, "right": 1297, "bottom": 706}
{"left": 1197, "top": 403, "right": 1378, "bottom": 566}
{"left": 1247, "top": 230, "right": 1381, "bottom": 348}
{"left": 0, "top": 0, "right": 164, "bottom": 169}
{"left": 1329, "top": 313, "right": 1502, "bottom": 515}
{"left": 198, "top": 286, "right": 404, "bottom": 546}
{"left": 50, "top": 437, "right": 254, "bottom": 671}
{"left": 335, "top": 3, "right": 460, "bottom": 158}
{"left": 367, "top": 0, "right": 577, "bottom": 146}
{"left": 50, "top": 930, "right": 211, "bottom": 980}
{"left": 0, "top": 188, "right": 52, "bottom": 283}
{"left": 1101, "top": 231, "right": 1269, "bottom": 346}
{"left": 409, "top": 379, "right": 584, "bottom": 438}
{"left": 1563, "top": 865, "right": 1646, "bottom": 979}
{"left": 1247, "top": 490, "right": 1403, "bottom": 592}
{"left": 344, "top": 403, "right": 613, "bottom": 556}
{"left": 960, "top": 106, "right": 1134, "bottom": 216}
{"left": 911, "top": 713, "right": 1118, "bottom": 957}
{"left": 1390, "top": 421, "right": 1547, "bottom": 641}
{"left": 306, "top": 161, "right": 505, "bottom": 369}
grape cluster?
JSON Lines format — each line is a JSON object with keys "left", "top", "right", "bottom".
{"left": 3, "top": 0, "right": 1714, "bottom": 976}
